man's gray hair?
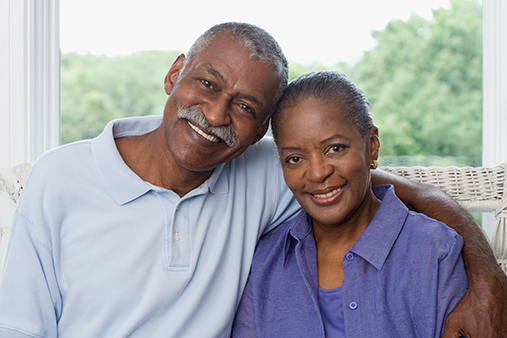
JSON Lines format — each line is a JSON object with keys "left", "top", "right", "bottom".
{"left": 186, "top": 22, "right": 288, "bottom": 117}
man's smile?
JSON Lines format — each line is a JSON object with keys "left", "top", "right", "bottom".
{"left": 187, "top": 121, "right": 221, "bottom": 143}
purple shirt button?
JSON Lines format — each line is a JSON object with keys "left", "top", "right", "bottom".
{"left": 349, "top": 301, "right": 358, "bottom": 310}
{"left": 345, "top": 252, "right": 354, "bottom": 261}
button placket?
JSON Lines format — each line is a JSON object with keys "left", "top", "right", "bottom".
{"left": 165, "top": 196, "right": 190, "bottom": 269}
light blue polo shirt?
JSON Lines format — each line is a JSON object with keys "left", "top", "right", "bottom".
{"left": 0, "top": 116, "right": 300, "bottom": 338}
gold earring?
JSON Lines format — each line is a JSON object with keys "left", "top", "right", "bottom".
{"left": 370, "top": 160, "right": 378, "bottom": 169}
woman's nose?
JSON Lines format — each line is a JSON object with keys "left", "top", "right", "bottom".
{"left": 306, "top": 156, "right": 334, "bottom": 183}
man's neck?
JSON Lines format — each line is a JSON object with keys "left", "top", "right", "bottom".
{"left": 115, "top": 128, "right": 213, "bottom": 197}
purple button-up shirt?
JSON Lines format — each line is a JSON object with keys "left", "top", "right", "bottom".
{"left": 233, "top": 185, "right": 468, "bottom": 338}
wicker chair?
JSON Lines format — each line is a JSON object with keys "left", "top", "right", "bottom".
{"left": 1, "top": 163, "right": 507, "bottom": 273}
{"left": 380, "top": 164, "right": 507, "bottom": 273}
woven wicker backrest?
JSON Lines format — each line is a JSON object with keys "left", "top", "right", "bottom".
{"left": 380, "top": 164, "right": 507, "bottom": 273}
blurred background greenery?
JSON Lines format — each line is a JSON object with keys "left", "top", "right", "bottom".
{"left": 61, "top": 0, "right": 482, "bottom": 167}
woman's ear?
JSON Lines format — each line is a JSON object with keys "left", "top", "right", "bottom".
{"left": 369, "top": 125, "right": 380, "bottom": 161}
{"left": 164, "top": 53, "right": 186, "bottom": 95}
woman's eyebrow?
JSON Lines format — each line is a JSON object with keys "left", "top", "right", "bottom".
{"left": 320, "top": 134, "right": 348, "bottom": 145}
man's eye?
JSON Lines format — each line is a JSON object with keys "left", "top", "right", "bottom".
{"left": 239, "top": 103, "right": 254, "bottom": 115}
{"left": 286, "top": 156, "right": 302, "bottom": 165}
{"left": 200, "top": 79, "right": 214, "bottom": 89}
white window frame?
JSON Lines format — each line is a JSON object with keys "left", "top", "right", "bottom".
{"left": 483, "top": 0, "right": 507, "bottom": 166}
{"left": 482, "top": 0, "right": 507, "bottom": 236}
{"left": 0, "top": 0, "right": 59, "bottom": 269}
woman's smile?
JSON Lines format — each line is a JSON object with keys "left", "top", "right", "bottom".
{"left": 309, "top": 186, "right": 344, "bottom": 205}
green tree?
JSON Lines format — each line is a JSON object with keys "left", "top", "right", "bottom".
{"left": 61, "top": 51, "right": 181, "bottom": 143}
{"left": 350, "top": 0, "right": 482, "bottom": 160}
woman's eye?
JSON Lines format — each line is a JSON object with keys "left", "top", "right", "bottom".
{"left": 328, "top": 145, "right": 344, "bottom": 154}
{"left": 286, "top": 156, "right": 302, "bottom": 165}
{"left": 200, "top": 79, "right": 214, "bottom": 89}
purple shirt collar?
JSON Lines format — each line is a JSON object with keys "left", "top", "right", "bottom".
{"left": 283, "top": 185, "right": 409, "bottom": 271}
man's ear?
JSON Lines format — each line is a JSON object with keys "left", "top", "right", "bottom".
{"left": 164, "top": 53, "right": 186, "bottom": 95}
{"left": 369, "top": 125, "right": 380, "bottom": 161}
{"left": 251, "top": 122, "right": 270, "bottom": 145}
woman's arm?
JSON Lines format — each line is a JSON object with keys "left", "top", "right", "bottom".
{"left": 371, "top": 169, "right": 507, "bottom": 338}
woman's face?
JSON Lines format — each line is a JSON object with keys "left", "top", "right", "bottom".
{"left": 276, "top": 96, "right": 379, "bottom": 229}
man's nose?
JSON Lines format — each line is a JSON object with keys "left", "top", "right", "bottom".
{"left": 202, "top": 97, "right": 232, "bottom": 126}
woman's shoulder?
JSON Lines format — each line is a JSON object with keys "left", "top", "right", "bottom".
{"left": 400, "top": 210, "right": 464, "bottom": 258}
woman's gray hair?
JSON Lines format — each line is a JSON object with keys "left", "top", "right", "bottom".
{"left": 272, "top": 71, "right": 374, "bottom": 140}
{"left": 186, "top": 22, "right": 288, "bottom": 117}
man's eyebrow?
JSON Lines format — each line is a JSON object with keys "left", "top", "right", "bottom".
{"left": 204, "top": 64, "right": 266, "bottom": 112}
{"left": 205, "top": 64, "right": 225, "bottom": 83}
{"left": 239, "top": 93, "right": 265, "bottom": 111}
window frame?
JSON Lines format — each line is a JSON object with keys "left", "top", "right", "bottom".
{"left": 0, "top": 0, "right": 59, "bottom": 251}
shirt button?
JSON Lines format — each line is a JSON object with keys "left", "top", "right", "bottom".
{"left": 174, "top": 232, "right": 181, "bottom": 241}
{"left": 176, "top": 205, "right": 181, "bottom": 211}
{"left": 345, "top": 252, "right": 355, "bottom": 261}
{"left": 349, "top": 301, "right": 358, "bottom": 310}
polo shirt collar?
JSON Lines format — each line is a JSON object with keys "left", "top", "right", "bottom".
{"left": 205, "top": 162, "right": 229, "bottom": 194}
{"left": 92, "top": 116, "right": 230, "bottom": 206}
{"left": 92, "top": 116, "right": 160, "bottom": 205}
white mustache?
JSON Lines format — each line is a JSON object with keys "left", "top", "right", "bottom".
{"left": 178, "top": 107, "right": 240, "bottom": 148}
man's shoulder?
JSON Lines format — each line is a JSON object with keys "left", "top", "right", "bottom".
{"left": 226, "top": 136, "right": 280, "bottom": 177}
{"left": 242, "top": 136, "right": 277, "bottom": 159}
{"left": 31, "top": 140, "right": 93, "bottom": 175}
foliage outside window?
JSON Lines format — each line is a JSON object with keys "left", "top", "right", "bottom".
{"left": 61, "top": 0, "right": 482, "bottom": 167}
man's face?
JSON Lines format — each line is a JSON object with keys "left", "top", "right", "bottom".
{"left": 161, "top": 33, "right": 282, "bottom": 172}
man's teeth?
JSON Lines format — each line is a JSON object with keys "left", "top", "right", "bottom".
{"left": 188, "top": 122, "right": 220, "bottom": 143}
{"left": 313, "top": 188, "right": 342, "bottom": 198}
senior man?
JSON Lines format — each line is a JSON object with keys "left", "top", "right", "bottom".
{"left": 0, "top": 22, "right": 505, "bottom": 338}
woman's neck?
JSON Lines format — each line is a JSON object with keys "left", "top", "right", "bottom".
{"left": 313, "top": 189, "right": 381, "bottom": 289}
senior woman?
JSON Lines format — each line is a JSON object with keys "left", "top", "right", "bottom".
{"left": 232, "top": 71, "right": 468, "bottom": 337}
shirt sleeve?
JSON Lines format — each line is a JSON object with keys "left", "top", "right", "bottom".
{"left": 416, "top": 231, "right": 468, "bottom": 338}
{"left": 435, "top": 234, "right": 468, "bottom": 337}
{"left": 0, "top": 210, "right": 60, "bottom": 338}
{"left": 232, "top": 278, "right": 257, "bottom": 337}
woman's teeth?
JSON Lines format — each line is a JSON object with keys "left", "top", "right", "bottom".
{"left": 313, "top": 188, "right": 342, "bottom": 198}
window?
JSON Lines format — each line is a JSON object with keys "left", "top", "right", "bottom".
{"left": 1, "top": 0, "right": 505, "bottom": 240}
